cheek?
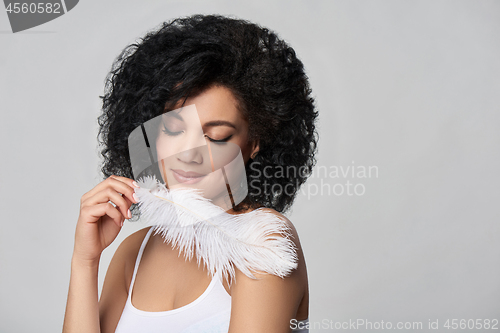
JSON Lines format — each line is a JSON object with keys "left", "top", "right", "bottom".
{"left": 230, "top": 132, "right": 252, "bottom": 155}
{"left": 238, "top": 141, "right": 254, "bottom": 163}
{"left": 155, "top": 139, "right": 175, "bottom": 161}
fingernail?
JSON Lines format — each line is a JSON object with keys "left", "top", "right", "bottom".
{"left": 133, "top": 193, "right": 139, "bottom": 203}
{"left": 127, "top": 209, "right": 132, "bottom": 218}
{"left": 132, "top": 181, "right": 139, "bottom": 188}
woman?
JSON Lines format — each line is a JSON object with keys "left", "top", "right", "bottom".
{"left": 63, "top": 14, "right": 318, "bottom": 333}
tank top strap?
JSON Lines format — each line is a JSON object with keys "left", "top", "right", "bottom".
{"left": 128, "top": 227, "right": 155, "bottom": 297}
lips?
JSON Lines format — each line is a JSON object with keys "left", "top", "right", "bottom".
{"left": 171, "top": 169, "right": 207, "bottom": 184}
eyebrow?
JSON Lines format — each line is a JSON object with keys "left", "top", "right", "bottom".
{"left": 163, "top": 110, "right": 184, "bottom": 121}
{"left": 203, "top": 120, "right": 236, "bottom": 129}
{"left": 163, "top": 111, "right": 236, "bottom": 129}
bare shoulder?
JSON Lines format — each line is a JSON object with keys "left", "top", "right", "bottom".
{"left": 98, "top": 226, "right": 152, "bottom": 333}
{"left": 227, "top": 208, "right": 307, "bottom": 332}
{"left": 249, "top": 207, "right": 305, "bottom": 276}
{"left": 118, "top": 227, "right": 153, "bottom": 287}
{"left": 258, "top": 207, "right": 302, "bottom": 249}
{"left": 117, "top": 226, "right": 152, "bottom": 262}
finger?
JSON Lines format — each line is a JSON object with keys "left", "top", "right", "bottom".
{"left": 101, "top": 202, "right": 125, "bottom": 227}
{"left": 107, "top": 176, "right": 140, "bottom": 205}
{"left": 82, "top": 202, "right": 123, "bottom": 227}
{"left": 123, "top": 195, "right": 134, "bottom": 209}
{"left": 109, "top": 175, "right": 140, "bottom": 190}
{"left": 121, "top": 194, "right": 135, "bottom": 219}
{"left": 82, "top": 176, "right": 138, "bottom": 207}
{"left": 84, "top": 188, "right": 132, "bottom": 220}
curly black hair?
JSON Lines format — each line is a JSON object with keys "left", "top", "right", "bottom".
{"left": 98, "top": 14, "right": 318, "bottom": 217}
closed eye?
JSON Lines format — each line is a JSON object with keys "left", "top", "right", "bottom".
{"left": 162, "top": 124, "right": 183, "bottom": 136}
{"left": 205, "top": 134, "right": 232, "bottom": 144}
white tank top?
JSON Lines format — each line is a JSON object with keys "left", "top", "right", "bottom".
{"left": 114, "top": 227, "right": 309, "bottom": 332}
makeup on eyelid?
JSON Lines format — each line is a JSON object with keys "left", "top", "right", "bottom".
{"left": 162, "top": 122, "right": 234, "bottom": 143}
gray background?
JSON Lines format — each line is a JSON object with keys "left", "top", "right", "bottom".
{"left": 1, "top": 0, "right": 499, "bottom": 332}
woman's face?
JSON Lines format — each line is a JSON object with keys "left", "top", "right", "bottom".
{"left": 155, "top": 85, "right": 258, "bottom": 210}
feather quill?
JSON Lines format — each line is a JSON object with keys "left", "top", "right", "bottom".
{"left": 133, "top": 174, "right": 298, "bottom": 285}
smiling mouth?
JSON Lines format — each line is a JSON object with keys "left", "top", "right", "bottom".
{"left": 171, "top": 169, "right": 207, "bottom": 184}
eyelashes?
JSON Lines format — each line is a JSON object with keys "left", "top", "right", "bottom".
{"left": 162, "top": 124, "right": 232, "bottom": 144}
{"left": 162, "top": 124, "right": 182, "bottom": 136}
{"left": 204, "top": 134, "right": 233, "bottom": 144}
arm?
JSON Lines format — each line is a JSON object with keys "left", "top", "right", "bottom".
{"left": 228, "top": 268, "right": 304, "bottom": 333}
{"left": 228, "top": 212, "right": 307, "bottom": 333}
{"left": 64, "top": 226, "right": 146, "bottom": 333}
{"left": 63, "top": 256, "right": 101, "bottom": 333}
{"left": 62, "top": 176, "right": 139, "bottom": 333}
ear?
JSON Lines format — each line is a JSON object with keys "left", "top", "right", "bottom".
{"left": 250, "top": 140, "right": 260, "bottom": 159}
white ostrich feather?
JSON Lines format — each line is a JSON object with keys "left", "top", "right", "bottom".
{"left": 133, "top": 174, "right": 298, "bottom": 285}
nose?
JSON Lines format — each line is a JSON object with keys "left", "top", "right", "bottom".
{"left": 175, "top": 131, "right": 206, "bottom": 164}
{"left": 176, "top": 145, "right": 204, "bottom": 164}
